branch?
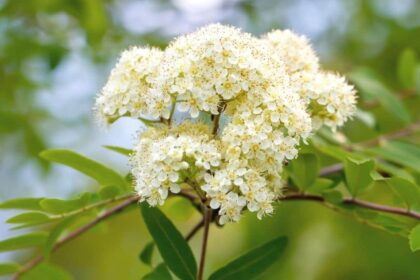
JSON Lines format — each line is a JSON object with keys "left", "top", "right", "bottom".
{"left": 167, "top": 98, "right": 177, "bottom": 127}
{"left": 185, "top": 219, "right": 205, "bottom": 242}
{"left": 279, "top": 194, "right": 420, "bottom": 220}
{"left": 212, "top": 101, "right": 226, "bottom": 135}
{"left": 212, "top": 113, "right": 221, "bottom": 135}
{"left": 178, "top": 189, "right": 199, "bottom": 203}
{"left": 13, "top": 195, "right": 140, "bottom": 280}
{"left": 197, "top": 206, "right": 212, "bottom": 280}
{"left": 138, "top": 116, "right": 162, "bottom": 126}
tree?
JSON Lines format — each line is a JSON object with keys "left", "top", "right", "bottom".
{"left": 1, "top": 21, "right": 420, "bottom": 280}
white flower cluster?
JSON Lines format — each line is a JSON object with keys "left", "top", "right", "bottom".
{"left": 95, "top": 47, "right": 170, "bottom": 121}
{"left": 263, "top": 30, "right": 357, "bottom": 130}
{"left": 96, "top": 24, "right": 356, "bottom": 224}
{"left": 130, "top": 122, "right": 221, "bottom": 206}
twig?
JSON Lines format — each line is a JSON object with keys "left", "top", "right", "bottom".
{"left": 212, "top": 113, "right": 221, "bottom": 135}
{"left": 138, "top": 116, "right": 162, "bottom": 126}
{"left": 167, "top": 98, "right": 177, "bottom": 127}
{"left": 13, "top": 195, "right": 140, "bottom": 280}
{"left": 178, "top": 189, "right": 199, "bottom": 203}
{"left": 49, "top": 194, "right": 135, "bottom": 220}
{"left": 185, "top": 219, "right": 205, "bottom": 242}
{"left": 343, "top": 198, "right": 419, "bottom": 219}
{"left": 279, "top": 194, "right": 420, "bottom": 220}
{"left": 197, "top": 206, "right": 212, "bottom": 280}
{"left": 212, "top": 101, "right": 226, "bottom": 135}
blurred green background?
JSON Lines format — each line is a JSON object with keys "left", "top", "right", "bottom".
{"left": 1, "top": 0, "right": 420, "bottom": 279}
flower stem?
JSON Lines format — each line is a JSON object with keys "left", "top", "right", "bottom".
{"left": 212, "top": 101, "right": 226, "bottom": 135}
{"left": 139, "top": 116, "right": 162, "bottom": 126}
{"left": 212, "top": 113, "right": 221, "bottom": 135}
{"left": 197, "top": 206, "right": 212, "bottom": 280}
{"left": 168, "top": 98, "right": 177, "bottom": 127}
{"left": 185, "top": 218, "right": 205, "bottom": 242}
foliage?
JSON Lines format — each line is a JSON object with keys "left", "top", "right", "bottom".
{"left": 141, "top": 205, "right": 197, "bottom": 280}
{"left": 208, "top": 236, "right": 287, "bottom": 280}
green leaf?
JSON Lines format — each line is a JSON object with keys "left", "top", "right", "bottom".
{"left": 350, "top": 70, "right": 410, "bottom": 123}
{"left": 0, "top": 197, "right": 44, "bottom": 211}
{"left": 39, "top": 149, "right": 127, "bottom": 189}
{"left": 354, "top": 211, "right": 410, "bottom": 236}
{"left": 316, "top": 145, "right": 348, "bottom": 161}
{"left": 371, "top": 215, "right": 410, "bottom": 235}
{"left": 0, "top": 263, "right": 20, "bottom": 275}
{"left": 416, "top": 65, "right": 420, "bottom": 95}
{"left": 288, "top": 153, "right": 319, "bottom": 190}
{"left": 409, "top": 224, "right": 420, "bottom": 252}
{"left": 6, "top": 212, "right": 51, "bottom": 225}
{"left": 21, "top": 262, "right": 73, "bottom": 280}
{"left": 386, "top": 177, "right": 420, "bottom": 209}
{"left": 141, "top": 204, "right": 197, "bottom": 280}
{"left": 0, "top": 232, "right": 47, "bottom": 252}
{"left": 40, "top": 198, "right": 86, "bottom": 215}
{"left": 376, "top": 161, "right": 415, "bottom": 182}
{"left": 44, "top": 216, "right": 79, "bottom": 259}
{"left": 354, "top": 109, "right": 376, "bottom": 128}
{"left": 99, "top": 185, "right": 121, "bottom": 199}
{"left": 103, "top": 145, "right": 132, "bottom": 156}
{"left": 315, "top": 144, "right": 367, "bottom": 162}
{"left": 367, "top": 141, "right": 420, "bottom": 172}
{"left": 140, "top": 242, "right": 155, "bottom": 266}
{"left": 397, "top": 48, "right": 418, "bottom": 88}
{"left": 307, "top": 178, "right": 335, "bottom": 193}
{"left": 370, "top": 170, "right": 385, "bottom": 181}
{"left": 143, "top": 263, "right": 172, "bottom": 280}
{"left": 355, "top": 209, "right": 378, "bottom": 220}
{"left": 209, "top": 236, "right": 288, "bottom": 280}
{"left": 322, "top": 190, "right": 343, "bottom": 204}
{"left": 344, "top": 158, "right": 375, "bottom": 197}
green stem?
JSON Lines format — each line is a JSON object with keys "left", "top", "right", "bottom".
{"left": 138, "top": 116, "right": 162, "bottom": 126}
{"left": 50, "top": 194, "right": 135, "bottom": 220}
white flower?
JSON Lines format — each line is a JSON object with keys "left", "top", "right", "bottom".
{"left": 263, "top": 29, "right": 319, "bottom": 74}
{"left": 218, "top": 192, "right": 246, "bottom": 224}
{"left": 202, "top": 171, "right": 230, "bottom": 194}
{"left": 178, "top": 92, "right": 200, "bottom": 118}
{"left": 97, "top": 23, "right": 357, "bottom": 223}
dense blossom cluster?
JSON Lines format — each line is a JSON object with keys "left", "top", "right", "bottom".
{"left": 262, "top": 30, "right": 356, "bottom": 130}
{"left": 96, "top": 24, "right": 356, "bottom": 224}
{"left": 130, "top": 122, "right": 221, "bottom": 206}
